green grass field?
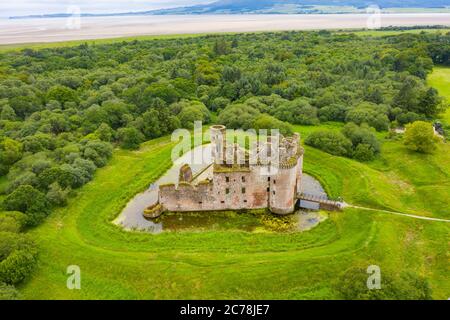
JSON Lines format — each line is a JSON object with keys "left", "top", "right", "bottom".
{"left": 428, "top": 66, "right": 450, "bottom": 125}
{"left": 18, "top": 124, "right": 450, "bottom": 299}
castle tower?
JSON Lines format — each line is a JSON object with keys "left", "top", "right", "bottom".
{"left": 268, "top": 133, "right": 303, "bottom": 215}
{"left": 210, "top": 125, "right": 226, "bottom": 164}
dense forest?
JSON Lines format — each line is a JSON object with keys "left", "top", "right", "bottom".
{"left": 0, "top": 29, "right": 449, "bottom": 298}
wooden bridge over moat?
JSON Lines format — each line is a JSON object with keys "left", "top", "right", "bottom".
{"left": 296, "top": 192, "right": 344, "bottom": 211}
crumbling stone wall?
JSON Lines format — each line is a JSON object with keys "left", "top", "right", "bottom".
{"left": 157, "top": 126, "right": 304, "bottom": 215}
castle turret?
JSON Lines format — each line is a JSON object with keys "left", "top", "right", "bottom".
{"left": 210, "top": 125, "right": 226, "bottom": 164}
{"left": 269, "top": 133, "right": 303, "bottom": 215}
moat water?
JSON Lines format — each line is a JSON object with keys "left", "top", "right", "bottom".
{"left": 113, "top": 144, "right": 328, "bottom": 233}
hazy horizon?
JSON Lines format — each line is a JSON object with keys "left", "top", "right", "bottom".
{"left": 0, "top": 0, "right": 214, "bottom": 17}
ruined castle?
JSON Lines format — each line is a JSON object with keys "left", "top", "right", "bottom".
{"left": 146, "top": 125, "right": 305, "bottom": 217}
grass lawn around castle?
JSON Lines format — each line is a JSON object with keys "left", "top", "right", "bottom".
{"left": 428, "top": 66, "right": 450, "bottom": 126}
{"left": 19, "top": 121, "right": 450, "bottom": 299}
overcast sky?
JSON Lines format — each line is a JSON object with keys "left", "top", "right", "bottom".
{"left": 0, "top": 0, "right": 214, "bottom": 17}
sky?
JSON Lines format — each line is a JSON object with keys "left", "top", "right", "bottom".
{"left": 0, "top": 0, "right": 214, "bottom": 17}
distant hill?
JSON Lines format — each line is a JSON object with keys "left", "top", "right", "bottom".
{"left": 10, "top": 0, "right": 450, "bottom": 19}
{"left": 150, "top": 0, "right": 450, "bottom": 14}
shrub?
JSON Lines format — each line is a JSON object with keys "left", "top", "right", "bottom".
{"left": 335, "top": 266, "right": 432, "bottom": 300}
{"left": 218, "top": 104, "right": 260, "bottom": 130}
{"left": 117, "top": 127, "right": 144, "bottom": 150}
{"left": 404, "top": 121, "right": 439, "bottom": 153}
{"left": 396, "top": 112, "right": 425, "bottom": 126}
{"left": 0, "top": 211, "right": 27, "bottom": 233}
{"left": 253, "top": 114, "right": 293, "bottom": 136}
{"left": 46, "top": 182, "right": 70, "bottom": 207}
{"left": 305, "top": 131, "right": 352, "bottom": 157}
{"left": 81, "top": 140, "right": 113, "bottom": 167}
{"left": 274, "top": 98, "right": 319, "bottom": 125}
{"left": 346, "top": 103, "right": 390, "bottom": 131}
{"left": 318, "top": 104, "right": 349, "bottom": 122}
{"left": 0, "top": 249, "right": 37, "bottom": 285}
{"left": 342, "top": 122, "right": 380, "bottom": 160}
{"left": 0, "top": 282, "right": 20, "bottom": 300}
{"left": 2, "top": 185, "right": 50, "bottom": 226}
{"left": 353, "top": 144, "right": 375, "bottom": 162}
{"left": 0, "top": 232, "right": 37, "bottom": 285}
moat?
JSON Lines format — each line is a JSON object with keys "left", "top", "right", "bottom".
{"left": 114, "top": 144, "right": 329, "bottom": 233}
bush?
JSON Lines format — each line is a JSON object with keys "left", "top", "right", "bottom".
{"left": 46, "top": 85, "right": 78, "bottom": 105}
{"left": 396, "top": 112, "right": 425, "bottom": 126}
{"left": 273, "top": 98, "right": 319, "bottom": 125}
{"left": 46, "top": 182, "right": 70, "bottom": 207}
{"left": 346, "top": 102, "right": 390, "bottom": 131}
{"left": 342, "top": 122, "right": 380, "bottom": 161}
{"left": 117, "top": 127, "right": 144, "bottom": 150}
{"left": 0, "top": 249, "right": 37, "bottom": 285}
{"left": 0, "top": 282, "right": 20, "bottom": 300}
{"left": 0, "top": 232, "right": 37, "bottom": 285}
{"left": 253, "top": 114, "right": 293, "bottom": 136}
{"left": 335, "top": 266, "right": 432, "bottom": 300}
{"left": 305, "top": 131, "right": 352, "bottom": 157}
{"left": 218, "top": 104, "right": 260, "bottom": 130}
{"left": 318, "top": 104, "right": 349, "bottom": 122}
{"left": 210, "top": 97, "right": 230, "bottom": 112}
{"left": 0, "top": 211, "right": 27, "bottom": 233}
{"left": 353, "top": 144, "right": 375, "bottom": 162}
{"left": 404, "top": 121, "right": 439, "bottom": 154}
{"left": 81, "top": 140, "right": 113, "bottom": 167}
{"left": 2, "top": 185, "right": 50, "bottom": 226}
{"left": 60, "top": 158, "right": 96, "bottom": 189}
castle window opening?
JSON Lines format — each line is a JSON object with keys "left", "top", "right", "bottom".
{"left": 242, "top": 187, "right": 246, "bottom": 194}
{"left": 268, "top": 177, "right": 271, "bottom": 182}
{"left": 267, "top": 187, "right": 270, "bottom": 192}
{"left": 242, "top": 176, "right": 245, "bottom": 182}
{"left": 226, "top": 188, "right": 230, "bottom": 194}
{"left": 273, "top": 180, "right": 276, "bottom": 185}
{"left": 273, "top": 191, "right": 276, "bottom": 195}
{"left": 225, "top": 177, "right": 230, "bottom": 182}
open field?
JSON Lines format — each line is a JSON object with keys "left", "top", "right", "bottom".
{"left": 428, "top": 66, "right": 450, "bottom": 125}
{"left": 17, "top": 125, "right": 450, "bottom": 299}
{"left": 1, "top": 13, "right": 450, "bottom": 46}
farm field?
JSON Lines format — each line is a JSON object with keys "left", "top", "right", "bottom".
{"left": 18, "top": 126, "right": 450, "bottom": 299}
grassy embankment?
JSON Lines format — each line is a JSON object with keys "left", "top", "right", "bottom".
{"left": 17, "top": 122, "right": 450, "bottom": 299}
